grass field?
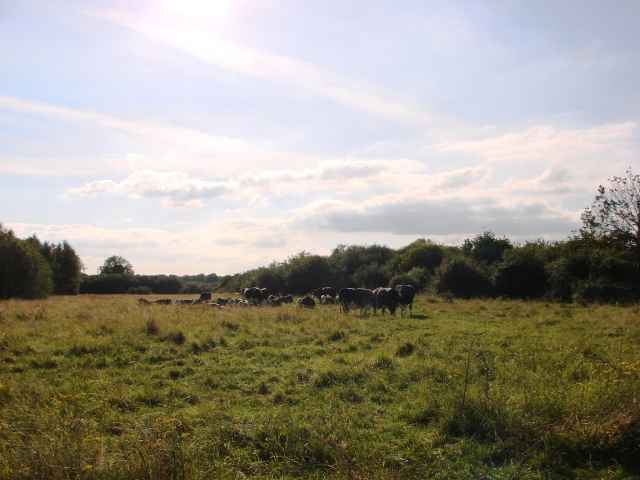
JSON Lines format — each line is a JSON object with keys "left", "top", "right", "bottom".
{"left": 0, "top": 295, "right": 639, "bottom": 479}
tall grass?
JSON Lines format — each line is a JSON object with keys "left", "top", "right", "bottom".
{"left": 0, "top": 295, "right": 638, "bottom": 478}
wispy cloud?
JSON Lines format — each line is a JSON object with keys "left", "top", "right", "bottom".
{"left": 439, "top": 122, "right": 638, "bottom": 164}
{"left": 0, "top": 93, "right": 253, "bottom": 153}
{"left": 93, "top": 8, "right": 446, "bottom": 134}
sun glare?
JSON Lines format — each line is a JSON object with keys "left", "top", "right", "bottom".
{"left": 160, "top": 0, "right": 233, "bottom": 23}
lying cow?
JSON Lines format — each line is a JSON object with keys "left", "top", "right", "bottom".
{"left": 372, "top": 287, "right": 401, "bottom": 315}
{"left": 176, "top": 298, "right": 195, "bottom": 305}
{"left": 320, "top": 295, "right": 336, "bottom": 305}
{"left": 138, "top": 298, "right": 172, "bottom": 305}
{"left": 296, "top": 296, "right": 316, "bottom": 308}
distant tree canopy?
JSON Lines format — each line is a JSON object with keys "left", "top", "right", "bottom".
{"left": 0, "top": 225, "right": 83, "bottom": 299}
{"left": 98, "top": 255, "right": 135, "bottom": 275}
{"left": 581, "top": 167, "right": 640, "bottom": 255}
{"left": 5, "top": 167, "right": 640, "bottom": 304}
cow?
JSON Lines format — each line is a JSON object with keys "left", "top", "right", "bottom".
{"left": 396, "top": 284, "right": 416, "bottom": 317}
{"left": 372, "top": 287, "right": 401, "bottom": 315}
{"left": 193, "top": 291, "right": 212, "bottom": 304}
{"left": 176, "top": 298, "right": 195, "bottom": 305}
{"left": 312, "top": 286, "right": 338, "bottom": 299}
{"left": 280, "top": 294, "right": 294, "bottom": 304}
{"left": 243, "top": 287, "right": 268, "bottom": 306}
{"left": 268, "top": 295, "right": 283, "bottom": 307}
{"left": 216, "top": 297, "right": 231, "bottom": 306}
{"left": 337, "top": 288, "right": 373, "bottom": 316}
{"left": 231, "top": 298, "right": 250, "bottom": 307}
{"left": 320, "top": 295, "right": 336, "bottom": 305}
{"left": 296, "top": 296, "right": 316, "bottom": 308}
{"left": 138, "top": 298, "right": 172, "bottom": 305}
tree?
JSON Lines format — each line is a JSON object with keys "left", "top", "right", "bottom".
{"left": 435, "top": 257, "right": 492, "bottom": 299}
{"left": 98, "top": 255, "right": 135, "bottom": 275}
{"left": 0, "top": 225, "right": 53, "bottom": 299}
{"left": 581, "top": 167, "right": 640, "bottom": 254}
{"left": 462, "top": 231, "right": 513, "bottom": 264}
{"left": 494, "top": 248, "right": 548, "bottom": 299}
{"left": 51, "top": 241, "right": 84, "bottom": 295}
{"left": 396, "top": 238, "right": 444, "bottom": 273}
{"left": 284, "top": 251, "right": 334, "bottom": 294}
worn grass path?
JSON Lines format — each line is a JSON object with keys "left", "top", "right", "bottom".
{"left": 0, "top": 295, "right": 639, "bottom": 479}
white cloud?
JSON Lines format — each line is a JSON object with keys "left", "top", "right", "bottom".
{"left": 65, "top": 159, "right": 430, "bottom": 208}
{"left": 439, "top": 122, "right": 638, "bottom": 165}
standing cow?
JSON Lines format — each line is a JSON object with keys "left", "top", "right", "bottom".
{"left": 372, "top": 287, "right": 401, "bottom": 315}
{"left": 243, "top": 287, "right": 268, "bottom": 306}
{"left": 312, "top": 286, "right": 338, "bottom": 300}
{"left": 337, "top": 288, "right": 373, "bottom": 316}
{"left": 396, "top": 285, "right": 416, "bottom": 317}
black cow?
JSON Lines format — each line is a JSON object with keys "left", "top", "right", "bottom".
{"left": 192, "top": 291, "right": 212, "bottom": 304}
{"left": 312, "top": 286, "right": 338, "bottom": 299}
{"left": 395, "top": 284, "right": 416, "bottom": 317}
{"left": 372, "top": 287, "right": 401, "bottom": 315}
{"left": 296, "top": 296, "right": 316, "bottom": 308}
{"left": 337, "top": 288, "right": 373, "bottom": 316}
{"left": 243, "top": 287, "right": 268, "bottom": 306}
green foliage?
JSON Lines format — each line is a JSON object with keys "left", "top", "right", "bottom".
{"left": 181, "top": 281, "right": 214, "bottom": 294}
{"left": 0, "top": 226, "right": 53, "bottom": 299}
{"left": 494, "top": 247, "right": 549, "bottom": 299}
{"left": 463, "top": 231, "right": 513, "bottom": 264}
{"left": 395, "top": 238, "right": 444, "bottom": 272}
{"left": 351, "top": 262, "right": 393, "bottom": 288}
{"left": 435, "top": 257, "right": 492, "bottom": 298}
{"left": 330, "top": 244, "right": 395, "bottom": 286}
{"left": 284, "top": 251, "right": 334, "bottom": 294}
{"left": 148, "top": 275, "right": 183, "bottom": 294}
{"left": 127, "top": 285, "right": 152, "bottom": 295}
{"left": 545, "top": 235, "right": 640, "bottom": 303}
{"left": 50, "top": 241, "right": 84, "bottom": 295}
{"left": 98, "top": 255, "right": 135, "bottom": 275}
{"left": 389, "top": 270, "right": 427, "bottom": 291}
{"left": 80, "top": 273, "right": 135, "bottom": 294}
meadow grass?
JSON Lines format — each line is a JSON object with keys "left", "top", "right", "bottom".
{"left": 0, "top": 295, "right": 638, "bottom": 479}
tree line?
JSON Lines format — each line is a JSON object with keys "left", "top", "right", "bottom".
{"left": 0, "top": 224, "right": 84, "bottom": 299}
{"left": 4, "top": 168, "right": 640, "bottom": 303}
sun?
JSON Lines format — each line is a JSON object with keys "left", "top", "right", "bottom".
{"left": 160, "top": 0, "right": 233, "bottom": 23}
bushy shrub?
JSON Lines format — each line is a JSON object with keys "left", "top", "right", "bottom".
{"left": 494, "top": 251, "right": 548, "bottom": 299}
{"left": 128, "top": 286, "right": 152, "bottom": 295}
{"left": 435, "top": 257, "right": 492, "bottom": 299}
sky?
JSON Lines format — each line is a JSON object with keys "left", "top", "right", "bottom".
{"left": 1, "top": 0, "right": 639, "bottom": 276}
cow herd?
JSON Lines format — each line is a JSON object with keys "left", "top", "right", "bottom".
{"left": 137, "top": 284, "right": 417, "bottom": 317}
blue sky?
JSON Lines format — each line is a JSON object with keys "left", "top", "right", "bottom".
{"left": 1, "top": 0, "right": 639, "bottom": 275}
